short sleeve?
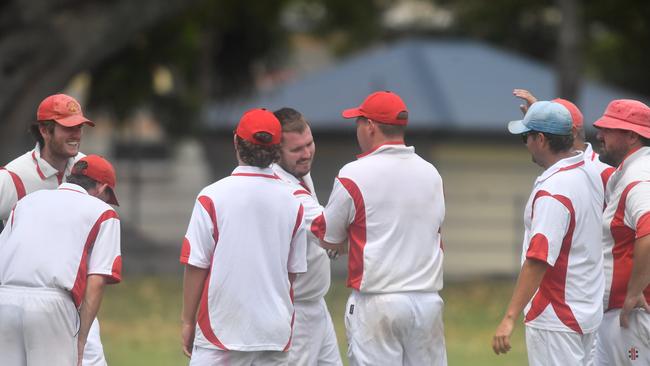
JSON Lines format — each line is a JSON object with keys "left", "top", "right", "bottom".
{"left": 292, "top": 189, "right": 323, "bottom": 242}
{"left": 625, "top": 182, "right": 650, "bottom": 239}
{"left": 528, "top": 195, "right": 570, "bottom": 266}
{"left": 181, "top": 195, "right": 218, "bottom": 268}
{"left": 0, "top": 170, "right": 19, "bottom": 222}
{"left": 312, "top": 176, "right": 356, "bottom": 244}
{"left": 87, "top": 211, "right": 122, "bottom": 283}
{"left": 287, "top": 204, "right": 307, "bottom": 274}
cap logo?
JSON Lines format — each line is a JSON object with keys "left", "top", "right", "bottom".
{"left": 67, "top": 101, "right": 80, "bottom": 113}
{"left": 72, "top": 160, "right": 88, "bottom": 175}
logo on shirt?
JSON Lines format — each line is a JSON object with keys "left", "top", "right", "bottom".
{"left": 628, "top": 346, "right": 639, "bottom": 361}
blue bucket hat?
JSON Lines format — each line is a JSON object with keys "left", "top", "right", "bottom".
{"left": 508, "top": 101, "right": 572, "bottom": 135}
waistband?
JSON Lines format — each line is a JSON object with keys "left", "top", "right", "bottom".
{"left": 0, "top": 285, "right": 71, "bottom": 298}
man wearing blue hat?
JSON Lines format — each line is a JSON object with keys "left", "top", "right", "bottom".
{"left": 492, "top": 101, "right": 606, "bottom": 365}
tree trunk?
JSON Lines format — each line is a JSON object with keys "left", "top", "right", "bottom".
{"left": 556, "top": 0, "right": 583, "bottom": 102}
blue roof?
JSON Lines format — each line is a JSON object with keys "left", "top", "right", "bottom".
{"left": 204, "top": 38, "right": 647, "bottom": 133}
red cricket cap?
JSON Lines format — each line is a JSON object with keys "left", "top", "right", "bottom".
{"left": 593, "top": 99, "right": 650, "bottom": 138}
{"left": 235, "top": 108, "right": 281, "bottom": 146}
{"left": 37, "top": 94, "right": 95, "bottom": 127}
{"left": 71, "top": 155, "right": 119, "bottom": 206}
{"left": 552, "top": 98, "right": 583, "bottom": 129}
{"left": 342, "top": 90, "right": 409, "bottom": 125}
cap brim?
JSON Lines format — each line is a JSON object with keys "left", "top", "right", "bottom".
{"left": 54, "top": 114, "right": 95, "bottom": 127}
{"left": 107, "top": 187, "right": 119, "bottom": 206}
{"left": 594, "top": 116, "right": 650, "bottom": 138}
{"left": 507, "top": 119, "right": 531, "bottom": 134}
{"left": 342, "top": 107, "right": 363, "bottom": 119}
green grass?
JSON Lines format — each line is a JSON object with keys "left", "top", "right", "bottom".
{"left": 99, "top": 277, "right": 526, "bottom": 365}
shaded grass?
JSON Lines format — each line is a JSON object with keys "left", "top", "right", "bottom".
{"left": 100, "top": 276, "right": 526, "bottom": 365}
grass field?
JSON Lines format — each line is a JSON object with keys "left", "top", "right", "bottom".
{"left": 100, "top": 276, "right": 527, "bottom": 365}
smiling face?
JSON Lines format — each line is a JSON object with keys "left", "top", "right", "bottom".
{"left": 279, "top": 127, "right": 315, "bottom": 178}
{"left": 41, "top": 123, "right": 83, "bottom": 160}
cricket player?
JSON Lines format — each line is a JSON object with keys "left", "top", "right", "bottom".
{"left": 493, "top": 101, "right": 605, "bottom": 365}
{"left": 180, "top": 108, "right": 307, "bottom": 365}
{"left": 271, "top": 107, "right": 342, "bottom": 365}
{"left": 0, "top": 93, "right": 109, "bottom": 365}
{"left": 312, "top": 91, "right": 447, "bottom": 365}
{"left": 513, "top": 88, "right": 616, "bottom": 187}
{"left": 0, "top": 155, "right": 122, "bottom": 366}
{"left": 591, "top": 99, "right": 650, "bottom": 365}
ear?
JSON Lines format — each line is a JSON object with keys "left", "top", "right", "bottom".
{"left": 96, "top": 183, "right": 109, "bottom": 196}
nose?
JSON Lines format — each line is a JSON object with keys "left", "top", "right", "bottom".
{"left": 596, "top": 130, "right": 603, "bottom": 141}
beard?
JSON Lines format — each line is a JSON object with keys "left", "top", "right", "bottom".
{"left": 598, "top": 146, "right": 625, "bottom": 167}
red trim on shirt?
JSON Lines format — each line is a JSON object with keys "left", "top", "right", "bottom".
{"left": 198, "top": 196, "right": 219, "bottom": 243}
{"left": 524, "top": 190, "right": 582, "bottom": 334}
{"left": 231, "top": 172, "right": 280, "bottom": 179}
{"left": 1, "top": 168, "right": 26, "bottom": 200}
{"left": 31, "top": 151, "right": 47, "bottom": 180}
{"left": 608, "top": 181, "right": 650, "bottom": 310}
{"left": 197, "top": 272, "right": 229, "bottom": 350}
{"left": 71, "top": 210, "right": 120, "bottom": 307}
{"left": 299, "top": 180, "right": 311, "bottom": 193}
{"left": 636, "top": 212, "right": 650, "bottom": 239}
{"left": 110, "top": 256, "right": 122, "bottom": 283}
{"left": 526, "top": 233, "right": 549, "bottom": 262}
{"left": 293, "top": 189, "right": 311, "bottom": 196}
{"left": 356, "top": 141, "right": 405, "bottom": 159}
{"left": 283, "top": 276, "right": 296, "bottom": 352}
{"left": 310, "top": 214, "right": 326, "bottom": 240}
{"left": 292, "top": 205, "right": 304, "bottom": 239}
{"left": 617, "top": 146, "right": 642, "bottom": 171}
{"left": 543, "top": 160, "right": 585, "bottom": 182}
{"left": 601, "top": 167, "right": 615, "bottom": 191}
{"left": 338, "top": 177, "right": 367, "bottom": 290}
{"left": 180, "top": 238, "right": 191, "bottom": 264}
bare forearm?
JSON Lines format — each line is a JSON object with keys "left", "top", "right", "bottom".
{"left": 319, "top": 240, "right": 347, "bottom": 253}
{"left": 503, "top": 259, "right": 548, "bottom": 320}
{"left": 182, "top": 265, "right": 209, "bottom": 325}
{"left": 78, "top": 275, "right": 107, "bottom": 346}
{"left": 628, "top": 235, "right": 650, "bottom": 297}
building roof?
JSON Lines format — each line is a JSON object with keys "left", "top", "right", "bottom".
{"left": 204, "top": 38, "right": 646, "bottom": 133}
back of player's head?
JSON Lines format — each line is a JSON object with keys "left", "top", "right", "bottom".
{"left": 235, "top": 108, "right": 281, "bottom": 167}
{"left": 68, "top": 155, "right": 119, "bottom": 205}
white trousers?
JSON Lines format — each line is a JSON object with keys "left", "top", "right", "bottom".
{"left": 593, "top": 309, "right": 650, "bottom": 365}
{"left": 84, "top": 318, "right": 107, "bottom": 366}
{"left": 345, "top": 291, "right": 447, "bottom": 366}
{"left": 525, "top": 326, "right": 596, "bottom": 366}
{"left": 190, "top": 346, "right": 288, "bottom": 366}
{"left": 0, "top": 286, "right": 78, "bottom": 366}
{"left": 289, "top": 298, "right": 342, "bottom": 366}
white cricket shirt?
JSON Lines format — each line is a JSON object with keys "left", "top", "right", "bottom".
{"left": 601, "top": 146, "right": 650, "bottom": 311}
{"left": 313, "top": 143, "right": 445, "bottom": 293}
{"left": 0, "top": 144, "right": 84, "bottom": 221}
{"left": 181, "top": 165, "right": 307, "bottom": 351}
{"left": 0, "top": 183, "right": 121, "bottom": 307}
{"left": 584, "top": 142, "right": 615, "bottom": 194}
{"left": 272, "top": 164, "right": 331, "bottom": 302}
{"left": 521, "top": 152, "right": 604, "bottom": 334}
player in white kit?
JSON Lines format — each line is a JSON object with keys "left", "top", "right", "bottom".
{"left": 180, "top": 108, "right": 307, "bottom": 366}
{"left": 312, "top": 91, "right": 447, "bottom": 366}
{"left": 493, "top": 101, "right": 605, "bottom": 365}
{"left": 591, "top": 99, "right": 650, "bottom": 365}
{"left": 0, "top": 93, "right": 109, "bottom": 366}
{"left": 0, "top": 155, "right": 121, "bottom": 366}
{"left": 271, "top": 107, "right": 342, "bottom": 366}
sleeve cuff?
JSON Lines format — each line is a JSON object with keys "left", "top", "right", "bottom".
{"left": 526, "top": 233, "right": 550, "bottom": 264}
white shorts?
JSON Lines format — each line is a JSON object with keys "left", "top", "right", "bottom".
{"left": 525, "top": 326, "right": 595, "bottom": 366}
{"left": 594, "top": 308, "right": 650, "bottom": 365}
{"left": 0, "top": 286, "right": 78, "bottom": 366}
{"left": 83, "top": 318, "right": 107, "bottom": 366}
{"left": 190, "top": 346, "right": 288, "bottom": 366}
{"left": 289, "top": 298, "right": 342, "bottom": 366}
{"left": 345, "top": 291, "right": 447, "bottom": 366}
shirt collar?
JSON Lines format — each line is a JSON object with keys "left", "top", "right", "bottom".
{"left": 32, "top": 144, "right": 78, "bottom": 180}
{"left": 536, "top": 151, "right": 585, "bottom": 184}
{"left": 231, "top": 165, "right": 280, "bottom": 179}
{"left": 356, "top": 141, "right": 414, "bottom": 159}
{"left": 617, "top": 146, "right": 650, "bottom": 173}
{"left": 57, "top": 182, "right": 89, "bottom": 195}
{"left": 271, "top": 163, "right": 316, "bottom": 193}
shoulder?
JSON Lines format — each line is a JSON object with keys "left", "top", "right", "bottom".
{"left": 4, "top": 150, "right": 33, "bottom": 171}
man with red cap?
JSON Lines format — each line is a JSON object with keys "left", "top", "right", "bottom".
{"left": 312, "top": 91, "right": 447, "bottom": 365}
{"left": 0, "top": 93, "right": 110, "bottom": 366}
{"left": 0, "top": 155, "right": 121, "bottom": 366}
{"left": 591, "top": 99, "right": 650, "bottom": 365}
{"left": 513, "top": 88, "right": 616, "bottom": 189}
{"left": 180, "top": 108, "right": 307, "bottom": 365}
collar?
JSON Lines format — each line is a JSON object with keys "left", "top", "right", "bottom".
{"left": 356, "top": 141, "right": 414, "bottom": 159}
{"left": 31, "top": 144, "right": 77, "bottom": 181}
{"left": 57, "top": 182, "right": 89, "bottom": 195}
{"left": 231, "top": 165, "right": 280, "bottom": 179}
{"left": 617, "top": 146, "right": 650, "bottom": 173}
{"left": 583, "top": 142, "right": 599, "bottom": 162}
{"left": 536, "top": 151, "right": 585, "bottom": 184}
{"left": 271, "top": 163, "right": 315, "bottom": 193}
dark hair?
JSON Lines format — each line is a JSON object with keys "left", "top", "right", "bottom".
{"left": 274, "top": 107, "right": 309, "bottom": 134}
{"left": 640, "top": 136, "right": 650, "bottom": 147}
{"left": 236, "top": 135, "right": 280, "bottom": 167}
{"left": 375, "top": 123, "right": 406, "bottom": 138}
{"left": 532, "top": 131, "right": 574, "bottom": 153}
{"left": 29, "top": 121, "right": 55, "bottom": 148}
